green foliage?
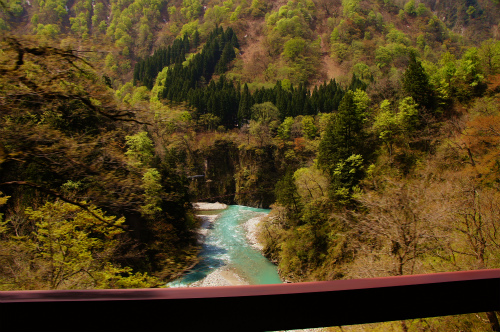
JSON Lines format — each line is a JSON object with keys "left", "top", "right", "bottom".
{"left": 181, "top": 0, "right": 202, "bottom": 21}
{"left": 283, "top": 37, "right": 307, "bottom": 61}
{"left": 251, "top": 102, "right": 280, "bottom": 123}
{"left": 281, "top": 36, "right": 321, "bottom": 84}
{"left": 3, "top": 0, "right": 23, "bottom": 17}
{"left": 397, "top": 96, "right": 419, "bottom": 131}
{"left": 0, "top": 18, "right": 9, "bottom": 30}
{"left": 2, "top": 37, "right": 201, "bottom": 284}
{"left": 215, "top": 42, "right": 237, "bottom": 73}
{"left": 134, "top": 35, "right": 191, "bottom": 89}
{"left": 143, "top": 26, "right": 342, "bottom": 127}
{"left": 301, "top": 115, "right": 318, "bottom": 139}
{"left": 293, "top": 167, "right": 328, "bottom": 203}
{"left": 277, "top": 223, "right": 322, "bottom": 276}
{"left": 70, "top": 12, "right": 90, "bottom": 38}
{"left": 403, "top": 52, "right": 436, "bottom": 111}
{"left": 265, "top": 0, "right": 316, "bottom": 59}
{"left": 104, "top": 52, "right": 118, "bottom": 72}
{"left": 0, "top": 193, "right": 9, "bottom": 227}
{"left": 318, "top": 90, "right": 369, "bottom": 176}
{"left": 230, "top": 4, "right": 242, "bottom": 21}
{"left": 105, "top": 0, "right": 165, "bottom": 56}
{"left": 93, "top": 264, "right": 161, "bottom": 289}
{"left": 69, "top": 0, "right": 93, "bottom": 38}
{"left": 479, "top": 39, "right": 500, "bottom": 75}
{"left": 4, "top": 0, "right": 500, "bottom": 310}
{"left": 330, "top": 17, "right": 365, "bottom": 46}
{"left": 204, "top": 4, "right": 229, "bottom": 25}
{"left": 466, "top": 5, "right": 476, "bottom": 17}
{"left": 198, "top": 113, "right": 221, "bottom": 131}
{"left": 250, "top": 102, "right": 279, "bottom": 146}
{"left": 331, "top": 154, "right": 364, "bottom": 204}
{"left": 180, "top": 20, "right": 199, "bottom": 39}
{"left": 352, "top": 89, "right": 371, "bottom": 114}
{"left": 342, "top": 0, "right": 360, "bottom": 17}
{"left": 386, "top": 26, "right": 411, "bottom": 46}
{"left": 0, "top": 201, "right": 160, "bottom": 290}
{"left": 373, "top": 97, "right": 419, "bottom": 156}
{"left": 375, "top": 45, "right": 393, "bottom": 68}
{"left": 91, "top": 2, "right": 105, "bottom": 31}
{"left": 376, "top": 41, "right": 410, "bottom": 69}
{"left": 265, "top": 181, "right": 348, "bottom": 281}
{"left": 403, "top": 0, "right": 416, "bottom": 16}
{"left": 155, "top": 27, "right": 239, "bottom": 125}
{"left": 35, "top": 23, "right": 61, "bottom": 38}
{"left": 249, "top": 119, "right": 275, "bottom": 147}
{"left": 416, "top": 2, "right": 429, "bottom": 17}
{"left": 277, "top": 116, "right": 294, "bottom": 140}
{"left": 331, "top": 41, "right": 350, "bottom": 62}
{"left": 275, "top": 171, "right": 301, "bottom": 213}
{"left": 373, "top": 99, "right": 399, "bottom": 153}
{"left": 36, "top": 0, "right": 67, "bottom": 24}
{"left": 250, "top": 0, "right": 267, "bottom": 17}
{"left": 352, "top": 62, "right": 372, "bottom": 82}
{"left": 141, "top": 168, "right": 163, "bottom": 217}
{"left": 237, "top": 83, "right": 252, "bottom": 125}
{"left": 455, "top": 47, "right": 486, "bottom": 99}
{"left": 423, "top": 47, "right": 490, "bottom": 106}
{"left": 125, "top": 131, "right": 155, "bottom": 167}
{"left": 425, "top": 16, "right": 448, "bottom": 43}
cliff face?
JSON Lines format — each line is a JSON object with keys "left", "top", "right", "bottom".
{"left": 186, "top": 141, "right": 279, "bottom": 209}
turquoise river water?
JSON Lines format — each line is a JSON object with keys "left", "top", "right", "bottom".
{"left": 169, "top": 205, "right": 282, "bottom": 286}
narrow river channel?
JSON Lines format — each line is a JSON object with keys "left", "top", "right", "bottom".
{"left": 169, "top": 205, "right": 282, "bottom": 286}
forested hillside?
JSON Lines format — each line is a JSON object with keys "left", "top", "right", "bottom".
{"left": 2, "top": 0, "right": 500, "bottom": 330}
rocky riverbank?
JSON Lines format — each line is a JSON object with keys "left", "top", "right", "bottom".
{"left": 243, "top": 214, "right": 266, "bottom": 251}
{"left": 188, "top": 267, "right": 249, "bottom": 287}
{"left": 192, "top": 202, "right": 228, "bottom": 210}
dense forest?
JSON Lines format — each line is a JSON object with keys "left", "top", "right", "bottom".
{"left": 2, "top": 0, "right": 500, "bottom": 330}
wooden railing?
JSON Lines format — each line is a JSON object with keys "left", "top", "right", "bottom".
{"left": 1, "top": 269, "right": 500, "bottom": 331}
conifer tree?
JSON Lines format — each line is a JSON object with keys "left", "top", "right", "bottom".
{"left": 402, "top": 52, "right": 436, "bottom": 112}
{"left": 317, "top": 90, "right": 367, "bottom": 175}
{"left": 192, "top": 29, "right": 200, "bottom": 48}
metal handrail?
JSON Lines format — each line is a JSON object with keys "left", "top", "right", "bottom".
{"left": 1, "top": 269, "right": 500, "bottom": 331}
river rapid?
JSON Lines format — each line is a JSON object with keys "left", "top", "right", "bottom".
{"left": 169, "top": 205, "right": 282, "bottom": 287}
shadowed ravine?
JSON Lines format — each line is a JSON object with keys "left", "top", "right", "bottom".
{"left": 168, "top": 205, "right": 282, "bottom": 287}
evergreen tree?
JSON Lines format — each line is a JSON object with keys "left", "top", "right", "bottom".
{"left": 192, "top": 29, "right": 200, "bottom": 48}
{"left": 215, "top": 43, "right": 236, "bottom": 74}
{"left": 133, "top": 40, "right": 188, "bottom": 89}
{"left": 402, "top": 52, "right": 436, "bottom": 111}
{"left": 317, "top": 90, "right": 367, "bottom": 175}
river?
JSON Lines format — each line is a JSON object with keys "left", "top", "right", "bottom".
{"left": 169, "top": 205, "right": 282, "bottom": 287}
